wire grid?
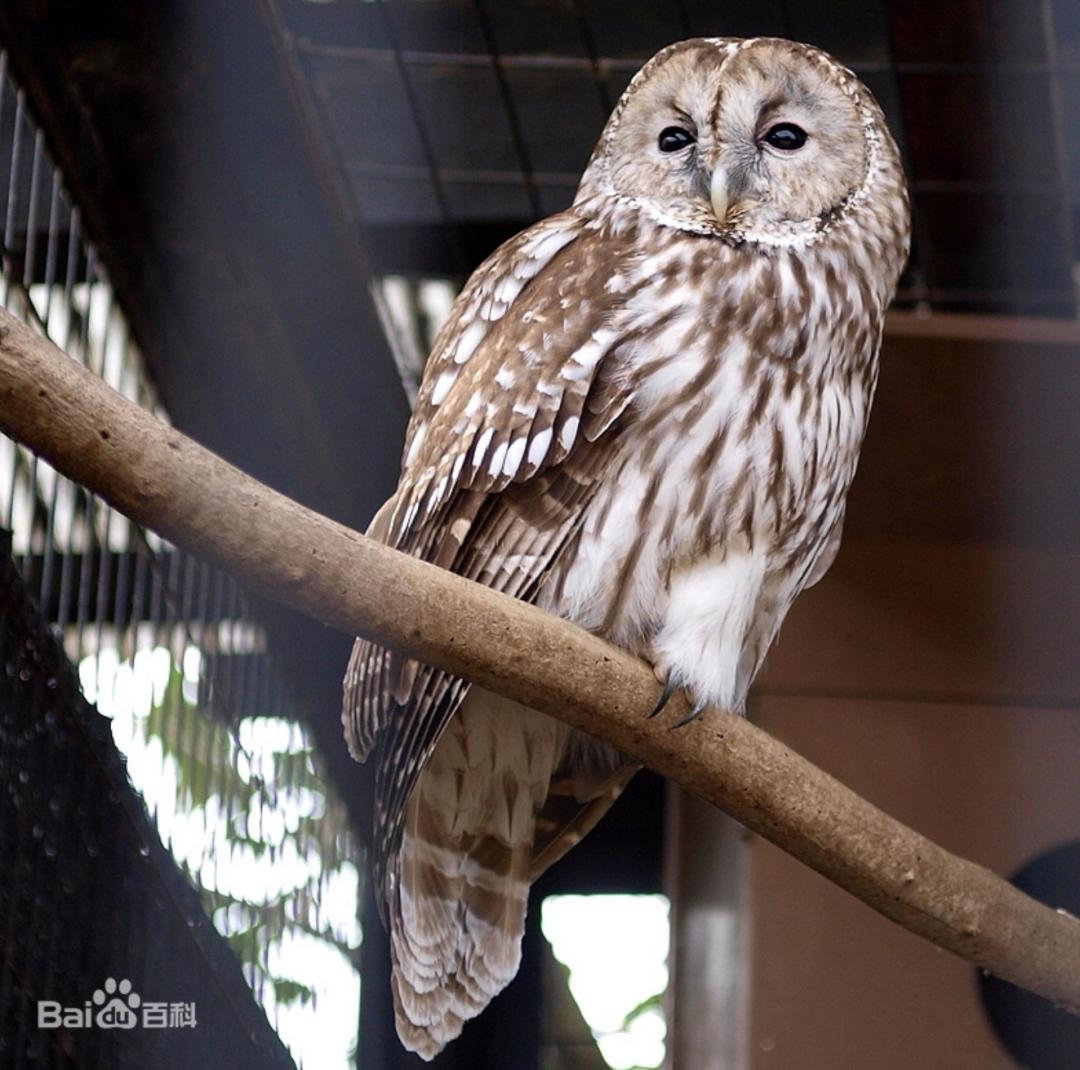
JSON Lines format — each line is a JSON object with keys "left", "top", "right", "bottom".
{"left": 281, "top": 0, "right": 1079, "bottom": 317}
{"left": 0, "top": 52, "right": 362, "bottom": 1068}
{"left": 371, "top": 274, "right": 457, "bottom": 402}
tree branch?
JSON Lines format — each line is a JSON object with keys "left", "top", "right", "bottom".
{"left": 0, "top": 306, "right": 1077, "bottom": 1010}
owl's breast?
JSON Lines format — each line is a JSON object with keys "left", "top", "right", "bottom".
{"left": 539, "top": 245, "right": 881, "bottom": 651}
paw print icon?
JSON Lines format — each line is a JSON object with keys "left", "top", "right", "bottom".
{"left": 92, "top": 978, "right": 141, "bottom": 1029}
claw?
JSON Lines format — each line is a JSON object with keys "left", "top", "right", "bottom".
{"left": 671, "top": 701, "right": 708, "bottom": 729}
{"left": 648, "top": 673, "right": 677, "bottom": 719}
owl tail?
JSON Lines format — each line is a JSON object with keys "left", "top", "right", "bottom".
{"left": 386, "top": 688, "right": 550, "bottom": 1059}
{"left": 386, "top": 688, "right": 632, "bottom": 1059}
{"left": 390, "top": 820, "right": 531, "bottom": 1059}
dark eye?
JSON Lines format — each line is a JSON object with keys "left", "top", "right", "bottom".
{"left": 658, "top": 126, "right": 695, "bottom": 153}
{"left": 762, "top": 122, "right": 808, "bottom": 151}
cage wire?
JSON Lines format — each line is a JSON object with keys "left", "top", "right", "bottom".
{"left": 372, "top": 274, "right": 457, "bottom": 403}
{"left": 0, "top": 52, "right": 362, "bottom": 1069}
{"left": 283, "top": 0, "right": 1080, "bottom": 317}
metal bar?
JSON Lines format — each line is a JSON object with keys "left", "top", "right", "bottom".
{"left": 205, "top": 567, "right": 227, "bottom": 719}
{"left": 913, "top": 177, "right": 1062, "bottom": 194}
{"left": 160, "top": 543, "right": 185, "bottom": 849}
{"left": 91, "top": 493, "right": 113, "bottom": 682}
{"left": 220, "top": 578, "right": 241, "bottom": 718}
{"left": 471, "top": 0, "right": 542, "bottom": 218}
{"left": 67, "top": 241, "right": 102, "bottom": 663}
{"left": 190, "top": 565, "right": 213, "bottom": 863}
{"left": 28, "top": 168, "right": 63, "bottom": 603}
{"left": 879, "top": 3, "right": 932, "bottom": 308}
{"left": 193, "top": 557, "right": 212, "bottom": 715}
{"left": 39, "top": 166, "right": 61, "bottom": 329}
{"left": 371, "top": 0, "right": 459, "bottom": 240}
{"left": 89, "top": 274, "right": 118, "bottom": 653}
{"left": 53, "top": 479, "right": 77, "bottom": 635}
{"left": 895, "top": 286, "right": 1076, "bottom": 309}
{"left": 2, "top": 87, "right": 25, "bottom": 303}
{"left": 208, "top": 562, "right": 242, "bottom": 985}
{"left": 61, "top": 208, "right": 80, "bottom": 351}
{"left": 3, "top": 422, "right": 18, "bottom": 533}
{"left": 294, "top": 37, "right": 1080, "bottom": 77}
{"left": 565, "top": 0, "right": 613, "bottom": 114}
{"left": 1039, "top": 0, "right": 1077, "bottom": 305}
{"left": 177, "top": 547, "right": 196, "bottom": 642}
{"left": 347, "top": 159, "right": 579, "bottom": 187}
{"left": 297, "top": 38, "right": 637, "bottom": 71}
{"left": 892, "top": 59, "right": 1080, "bottom": 74}
{"left": 74, "top": 245, "right": 97, "bottom": 368}
{"left": 127, "top": 532, "right": 150, "bottom": 661}
{"left": 89, "top": 279, "right": 115, "bottom": 380}
{"left": 72, "top": 491, "right": 96, "bottom": 664}
{"left": 976, "top": 0, "right": 1030, "bottom": 311}
{"left": 0, "top": 52, "right": 8, "bottom": 148}
{"left": 194, "top": 585, "right": 223, "bottom": 872}
{"left": 175, "top": 557, "right": 199, "bottom": 819}
{"left": 47, "top": 202, "right": 85, "bottom": 635}
{"left": 884, "top": 306, "right": 1080, "bottom": 345}
{"left": 21, "top": 127, "right": 42, "bottom": 297}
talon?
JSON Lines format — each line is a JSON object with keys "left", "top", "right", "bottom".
{"left": 671, "top": 701, "right": 708, "bottom": 729}
{"left": 648, "top": 673, "right": 677, "bottom": 719}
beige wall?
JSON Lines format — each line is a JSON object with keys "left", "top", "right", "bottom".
{"left": 666, "top": 320, "right": 1080, "bottom": 1069}
{"left": 745, "top": 535, "right": 1080, "bottom": 1069}
{"left": 748, "top": 695, "right": 1080, "bottom": 1070}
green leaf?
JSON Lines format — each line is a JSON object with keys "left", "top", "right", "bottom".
{"left": 273, "top": 978, "right": 316, "bottom": 1008}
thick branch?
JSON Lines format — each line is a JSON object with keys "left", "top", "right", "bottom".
{"left": 0, "top": 307, "right": 1077, "bottom": 1009}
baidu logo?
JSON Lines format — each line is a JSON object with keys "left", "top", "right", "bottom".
{"left": 92, "top": 978, "right": 140, "bottom": 1028}
{"left": 37, "top": 978, "right": 196, "bottom": 1030}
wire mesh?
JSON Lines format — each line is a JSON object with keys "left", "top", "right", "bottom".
{"left": 282, "top": 0, "right": 1080, "bottom": 317}
{"left": 371, "top": 274, "right": 457, "bottom": 402}
{"left": 0, "top": 52, "right": 362, "bottom": 1069}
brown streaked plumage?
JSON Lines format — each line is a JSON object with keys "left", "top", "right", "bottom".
{"left": 343, "top": 36, "right": 910, "bottom": 1059}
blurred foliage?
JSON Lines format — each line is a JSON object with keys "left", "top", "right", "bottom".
{"left": 621, "top": 991, "right": 663, "bottom": 1031}
{"left": 620, "top": 991, "right": 665, "bottom": 1070}
{"left": 141, "top": 659, "right": 362, "bottom": 1012}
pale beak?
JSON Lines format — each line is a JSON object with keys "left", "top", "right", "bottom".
{"left": 710, "top": 166, "right": 729, "bottom": 223}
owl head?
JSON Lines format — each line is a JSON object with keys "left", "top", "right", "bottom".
{"left": 578, "top": 37, "right": 903, "bottom": 248}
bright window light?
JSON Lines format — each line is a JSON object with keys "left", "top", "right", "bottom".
{"left": 541, "top": 894, "right": 669, "bottom": 1070}
{"left": 80, "top": 647, "right": 361, "bottom": 1069}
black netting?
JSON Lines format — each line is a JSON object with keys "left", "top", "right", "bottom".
{"left": 0, "top": 533, "right": 297, "bottom": 1068}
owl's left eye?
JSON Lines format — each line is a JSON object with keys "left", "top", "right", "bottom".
{"left": 762, "top": 122, "right": 808, "bottom": 151}
{"left": 658, "top": 126, "right": 695, "bottom": 153}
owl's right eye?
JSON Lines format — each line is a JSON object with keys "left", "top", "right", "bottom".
{"left": 658, "top": 126, "right": 695, "bottom": 153}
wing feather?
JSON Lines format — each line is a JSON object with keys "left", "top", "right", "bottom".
{"left": 342, "top": 211, "right": 640, "bottom": 910}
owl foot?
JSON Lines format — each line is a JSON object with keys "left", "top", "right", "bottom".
{"left": 648, "top": 672, "right": 678, "bottom": 719}
{"left": 670, "top": 700, "right": 709, "bottom": 729}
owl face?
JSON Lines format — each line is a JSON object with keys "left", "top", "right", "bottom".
{"left": 583, "top": 38, "right": 883, "bottom": 245}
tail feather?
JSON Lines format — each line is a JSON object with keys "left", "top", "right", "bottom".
{"left": 387, "top": 687, "right": 629, "bottom": 1060}
{"left": 387, "top": 689, "right": 552, "bottom": 1058}
{"left": 391, "top": 828, "right": 530, "bottom": 1058}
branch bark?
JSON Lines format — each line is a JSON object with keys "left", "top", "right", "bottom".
{"left": 0, "top": 306, "right": 1077, "bottom": 1010}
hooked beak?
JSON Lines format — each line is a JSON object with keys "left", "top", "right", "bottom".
{"left": 710, "top": 166, "right": 729, "bottom": 224}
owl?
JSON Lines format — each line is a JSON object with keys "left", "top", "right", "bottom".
{"left": 343, "top": 36, "right": 910, "bottom": 1059}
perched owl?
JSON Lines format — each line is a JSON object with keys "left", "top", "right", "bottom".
{"left": 344, "top": 36, "right": 910, "bottom": 1059}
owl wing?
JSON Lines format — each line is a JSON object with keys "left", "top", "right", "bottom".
{"left": 342, "top": 211, "right": 640, "bottom": 901}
